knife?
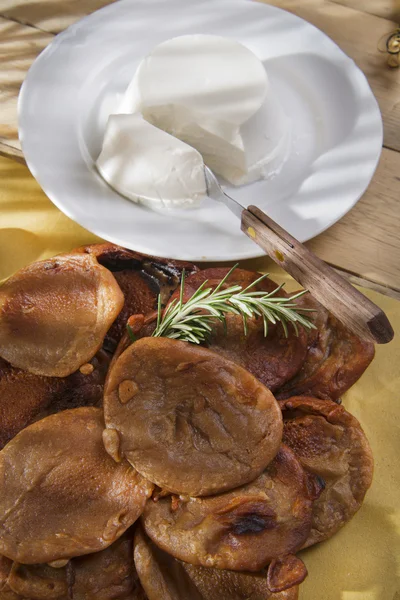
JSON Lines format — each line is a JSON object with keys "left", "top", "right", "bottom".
{"left": 204, "top": 166, "right": 394, "bottom": 344}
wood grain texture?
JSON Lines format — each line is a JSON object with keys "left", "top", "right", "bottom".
{"left": 0, "top": 0, "right": 116, "bottom": 34}
{"left": 262, "top": 0, "right": 400, "bottom": 152}
{"left": 334, "top": 270, "right": 400, "bottom": 301}
{"left": 330, "top": 0, "right": 400, "bottom": 22}
{"left": 0, "top": 141, "right": 25, "bottom": 163}
{"left": 0, "top": 16, "right": 52, "bottom": 153}
{"left": 217, "top": 148, "right": 400, "bottom": 293}
{"left": 0, "top": 0, "right": 399, "bottom": 295}
{"left": 241, "top": 205, "right": 394, "bottom": 343}
{"left": 1, "top": 0, "right": 400, "bottom": 151}
{"left": 307, "top": 147, "right": 400, "bottom": 292}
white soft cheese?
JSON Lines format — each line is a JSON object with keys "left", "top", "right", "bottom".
{"left": 118, "top": 34, "right": 290, "bottom": 186}
{"left": 96, "top": 114, "right": 207, "bottom": 208}
{"left": 119, "top": 35, "right": 267, "bottom": 125}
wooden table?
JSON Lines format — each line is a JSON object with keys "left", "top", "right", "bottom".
{"left": 1, "top": 0, "right": 399, "bottom": 297}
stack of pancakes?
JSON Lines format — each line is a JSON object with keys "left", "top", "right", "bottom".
{"left": 0, "top": 244, "right": 374, "bottom": 599}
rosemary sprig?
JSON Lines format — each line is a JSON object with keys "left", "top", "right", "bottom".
{"left": 150, "top": 265, "right": 316, "bottom": 344}
{"left": 126, "top": 324, "right": 137, "bottom": 343}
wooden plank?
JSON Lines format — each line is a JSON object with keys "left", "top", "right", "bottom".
{"left": 306, "top": 147, "right": 400, "bottom": 291}
{"left": 0, "top": 2, "right": 399, "bottom": 295}
{"left": 0, "top": 141, "right": 25, "bottom": 164}
{"left": 0, "top": 0, "right": 116, "bottom": 34}
{"left": 239, "top": 146, "right": 400, "bottom": 291}
{"left": 1, "top": 1, "right": 400, "bottom": 155}
{"left": 263, "top": 0, "right": 400, "bottom": 152}
{"left": 2, "top": 0, "right": 399, "bottom": 33}
{"left": 330, "top": 0, "right": 400, "bottom": 22}
{"left": 0, "top": 17, "right": 52, "bottom": 154}
{"left": 333, "top": 270, "right": 400, "bottom": 302}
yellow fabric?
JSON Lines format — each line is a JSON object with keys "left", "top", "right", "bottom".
{"left": 0, "top": 155, "right": 399, "bottom": 599}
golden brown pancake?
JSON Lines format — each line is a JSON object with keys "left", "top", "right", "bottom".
{"left": 142, "top": 446, "right": 313, "bottom": 571}
{"left": 0, "top": 351, "right": 109, "bottom": 449}
{"left": 134, "top": 525, "right": 203, "bottom": 600}
{"left": 103, "top": 337, "right": 283, "bottom": 497}
{"left": 277, "top": 294, "right": 375, "bottom": 400}
{"left": 0, "top": 555, "right": 20, "bottom": 600}
{"left": 134, "top": 525, "right": 300, "bottom": 600}
{"left": 0, "top": 253, "right": 124, "bottom": 377}
{"left": 280, "top": 396, "right": 374, "bottom": 547}
{"left": 169, "top": 268, "right": 308, "bottom": 392}
{"left": 0, "top": 408, "right": 153, "bottom": 564}
{"left": 184, "top": 564, "right": 300, "bottom": 600}
{"left": 75, "top": 243, "right": 199, "bottom": 349}
{"left": 3, "top": 532, "right": 146, "bottom": 600}
{"left": 7, "top": 562, "right": 69, "bottom": 599}
{"left": 72, "top": 529, "right": 142, "bottom": 600}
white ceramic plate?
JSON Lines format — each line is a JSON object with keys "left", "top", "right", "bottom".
{"left": 18, "top": 0, "right": 382, "bottom": 262}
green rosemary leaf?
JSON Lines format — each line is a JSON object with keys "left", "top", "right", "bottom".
{"left": 280, "top": 317, "right": 288, "bottom": 337}
{"left": 150, "top": 266, "right": 316, "bottom": 344}
{"left": 213, "top": 263, "right": 239, "bottom": 293}
{"left": 126, "top": 324, "right": 137, "bottom": 342}
{"left": 239, "top": 272, "right": 270, "bottom": 294}
{"left": 242, "top": 312, "right": 248, "bottom": 337}
{"left": 156, "top": 294, "right": 162, "bottom": 330}
{"left": 179, "top": 269, "right": 185, "bottom": 309}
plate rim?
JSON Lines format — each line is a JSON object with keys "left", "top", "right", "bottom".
{"left": 18, "top": 0, "right": 383, "bottom": 262}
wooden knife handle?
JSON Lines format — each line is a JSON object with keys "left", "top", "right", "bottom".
{"left": 241, "top": 205, "right": 394, "bottom": 344}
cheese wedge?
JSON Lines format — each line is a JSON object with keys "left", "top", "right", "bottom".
{"left": 97, "top": 113, "right": 206, "bottom": 208}
{"left": 118, "top": 34, "right": 289, "bottom": 186}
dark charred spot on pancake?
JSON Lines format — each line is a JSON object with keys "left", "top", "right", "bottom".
{"left": 231, "top": 514, "right": 275, "bottom": 535}
{"left": 145, "top": 261, "right": 180, "bottom": 289}
{"left": 78, "top": 244, "right": 198, "bottom": 348}
{"left": 279, "top": 404, "right": 303, "bottom": 420}
{"left": 82, "top": 245, "right": 144, "bottom": 272}
{"left": 141, "top": 260, "right": 198, "bottom": 306}
{"left": 215, "top": 500, "right": 277, "bottom": 535}
{"left": 95, "top": 250, "right": 196, "bottom": 304}
{"left": 306, "top": 472, "right": 326, "bottom": 500}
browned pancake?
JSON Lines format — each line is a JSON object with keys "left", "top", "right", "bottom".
{"left": 0, "top": 408, "right": 153, "bottom": 564}
{"left": 0, "top": 253, "right": 123, "bottom": 377}
{"left": 134, "top": 525, "right": 301, "bottom": 600}
{"left": 72, "top": 529, "right": 143, "bottom": 600}
{"left": 142, "top": 446, "right": 314, "bottom": 571}
{"left": 2, "top": 531, "right": 147, "bottom": 600}
{"left": 75, "top": 243, "right": 199, "bottom": 349}
{"left": 0, "top": 555, "right": 20, "bottom": 600}
{"left": 280, "top": 396, "right": 374, "bottom": 547}
{"left": 0, "top": 351, "right": 109, "bottom": 450}
{"left": 0, "top": 243, "right": 198, "bottom": 449}
{"left": 103, "top": 337, "right": 282, "bottom": 497}
{"left": 169, "top": 268, "right": 308, "bottom": 392}
{"left": 7, "top": 562, "right": 69, "bottom": 599}
{"left": 277, "top": 294, "right": 375, "bottom": 400}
